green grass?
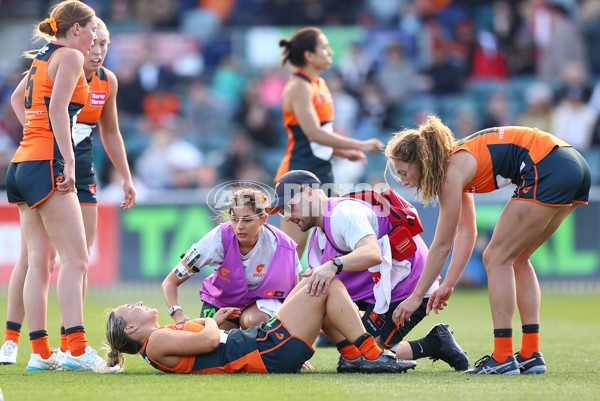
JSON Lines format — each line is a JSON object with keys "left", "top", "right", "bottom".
{"left": 0, "top": 286, "right": 599, "bottom": 401}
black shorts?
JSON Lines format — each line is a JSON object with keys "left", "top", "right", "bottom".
{"left": 74, "top": 138, "right": 97, "bottom": 205}
{"left": 6, "top": 160, "right": 65, "bottom": 208}
{"left": 256, "top": 317, "right": 314, "bottom": 373}
{"left": 201, "top": 301, "right": 240, "bottom": 327}
{"left": 75, "top": 177, "right": 98, "bottom": 205}
{"left": 358, "top": 298, "right": 429, "bottom": 348}
{"left": 513, "top": 146, "right": 591, "bottom": 206}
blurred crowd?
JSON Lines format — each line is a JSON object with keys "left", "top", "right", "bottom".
{"left": 1, "top": 0, "right": 600, "bottom": 201}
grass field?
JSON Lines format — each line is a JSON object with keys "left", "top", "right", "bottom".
{"left": 0, "top": 285, "right": 598, "bottom": 401}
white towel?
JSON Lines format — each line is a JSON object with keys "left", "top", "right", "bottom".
{"left": 368, "top": 235, "right": 412, "bottom": 314}
{"left": 256, "top": 298, "right": 283, "bottom": 318}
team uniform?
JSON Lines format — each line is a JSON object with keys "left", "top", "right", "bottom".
{"left": 73, "top": 66, "right": 111, "bottom": 205}
{"left": 454, "top": 126, "right": 590, "bottom": 206}
{"left": 307, "top": 199, "right": 438, "bottom": 348}
{"left": 275, "top": 69, "right": 335, "bottom": 186}
{"left": 6, "top": 43, "right": 89, "bottom": 208}
{"left": 140, "top": 317, "right": 314, "bottom": 374}
{"left": 172, "top": 223, "right": 302, "bottom": 324}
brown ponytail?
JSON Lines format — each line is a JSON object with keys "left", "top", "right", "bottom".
{"left": 279, "top": 26, "right": 323, "bottom": 67}
{"left": 385, "top": 115, "right": 456, "bottom": 205}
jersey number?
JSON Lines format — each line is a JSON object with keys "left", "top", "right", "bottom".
{"left": 24, "top": 67, "right": 37, "bottom": 109}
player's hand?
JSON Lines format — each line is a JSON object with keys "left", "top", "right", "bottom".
{"left": 426, "top": 284, "right": 453, "bottom": 315}
{"left": 171, "top": 309, "right": 190, "bottom": 323}
{"left": 302, "top": 262, "right": 336, "bottom": 296}
{"left": 360, "top": 138, "right": 384, "bottom": 154}
{"left": 212, "top": 307, "right": 241, "bottom": 325}
{"left": 337, "top": 149, "right": 367, "bottom": 165}
{"left": 121, "top": 179, "right": 137, "bottom": 210}
{"left": 302, "top": 361, "right": 314, "bottom": 370}
{"left": 57, "top": 163, "right": 75, "bottom": 192}
{"left": 392, "top": 294, "right": 422, "bottom": 327}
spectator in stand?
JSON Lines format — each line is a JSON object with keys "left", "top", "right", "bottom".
{"left": 470, "top": 31, "right": 509, "bottom": 81}
{"left": 537, "top": 1, "right": 588, "bottom": 83}
{"left": 180, "top": 79, "right": 230, "bottom": 148}
{"left": 236, "top": 80, "right": 279, "bottom": 149}
{"left": 135, "top": 116, "right": 216, "bottom": 189}
{"left": 105, "top": 0, "right": 141, "bottom": 33}
{"left": 518, "top": 82, "right": 554, "bottom": 133}
{"left": 338, "top": 42, "right": 374, "bottom": 97}
{"left": 551, "top": 85, "right": 597, "bottom": 152}
{"left": 418, "top": 43, "right": 464, "bottom": 95}
{"left": 375, "top": 43, "right": 417, "bottom": 109}
{"left": 115, "top": 60, "right": 147, "bottom": 117}
{"left": 580, "top": 0, "right": 600, "bottom": 76}
{"left": 481, "top": 92, "right": 515, "bottom": 129}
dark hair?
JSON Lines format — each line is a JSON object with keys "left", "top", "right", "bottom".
{"left": 104, "top": 310, "right": 143, "bottom": 370}
{"left": 279, "top": 26, "right": 323, "bottom": 67}
{"left": 36, "top": 0, "right": 95, "bottom": 39}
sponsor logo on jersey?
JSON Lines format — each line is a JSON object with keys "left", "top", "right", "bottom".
{"left": 264, "top": 290, "right": 285, "bottom": 297}
{"left": 90, "top": 91, "right": 107, "bottom": 106}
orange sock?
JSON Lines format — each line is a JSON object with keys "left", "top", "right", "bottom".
{"left": 30, "top": 336, "right": 52, "bottom": 359}
{"left": 492, "top": 335, "right": 514, "bottom": 363}
{"left": 60, "top": 333, "right": 68, "bottom": 353}
{"left": 4, "top": 329, "right": 20, "bottom": 345}
{"left": 355, "top": 334, "right": 382, "bottom": 361}
{"left": 339, "top": 344, "right": 361, "bottom": 360}
{"left": 520, "top": 332, "right": 540, "bottom": 358}
{"left": 66, "top": 331, "right": 88, "bottom": 357}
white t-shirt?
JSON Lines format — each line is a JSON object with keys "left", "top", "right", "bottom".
{"left": 173, "top": 225, "right": 302, "bottom": 289}
{"left": 316, "top": 199, "right": 379, "bottom": 252}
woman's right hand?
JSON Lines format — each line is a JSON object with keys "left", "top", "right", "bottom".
{"left": 360, "top": 138, "right": 385, "bottom": 154}
{"left": 426, "top": 283, "right": 454, "bottom": 315}
{"left": 213, "top": 307, "right": 241, "bottom": 325}
{"left": 57, "top": 162, "right": 75, "bottom": 192}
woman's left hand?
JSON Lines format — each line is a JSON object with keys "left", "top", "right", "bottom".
{"left": 392, "top": 294, "right": 422, "bottom": 327}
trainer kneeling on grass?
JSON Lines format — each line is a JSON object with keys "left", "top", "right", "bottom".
{"left": 269, "top": 170, "right": 470, "bottom": 373}
{"left": 104, "top": 278, "right": 416, "bottom": 374}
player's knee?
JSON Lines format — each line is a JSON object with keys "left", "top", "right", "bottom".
{"left": 240, "top": 310, "right": 269, "bottom": 329}
{"left": 482, "top": 246, "right": 513, "bottom": 271}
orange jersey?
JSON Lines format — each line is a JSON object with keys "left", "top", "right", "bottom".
{"left": 77, "top": 66, "right": 110, "bottom": 125}
{"left": 140, "top": 321, "right": 268, "bottom": 374}
{"left": 275, "top": 69, "right": 335, "bottom": 181}
{"left": 453, "top": 126, "right": 571, "bottom": 193}
{"left": 12, "top": 43, "right": 89, "bottom": 163}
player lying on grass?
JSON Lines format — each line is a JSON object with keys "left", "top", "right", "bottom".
{"left": 104, "top": 277, "right": 417, "bottom": 374}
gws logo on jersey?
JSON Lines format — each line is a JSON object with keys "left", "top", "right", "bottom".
{"left": 218, "top": 268, "right": 231, "bottom": 283}
{"left": 253, "top": 264, "right": 266, "bottom": 278}
{"left": 206, "top": 180, "right": 277, "bottom": 216}
{"left": 498, "top": 128, "right": 505, "bottom": 140}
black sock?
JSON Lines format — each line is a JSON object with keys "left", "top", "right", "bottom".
{"left": 522, "top": 324, "right": 539, "bottom": 334}
{"left": 407, "top": 334, "right": 440, "bottom": 359}
{"left": 6, "top": 321, "right": 21, "bottom": 332}
{"left": 29, "top": 330, "right": 48, "bottom": 341}
{"left": 65, "top": 326, "right": 85, "bottom": 335}
{"left": 335, "top": 339, "right": 353, "bottom": 351}
{"left": 352, "top": 333, "right": 371, "bottom": 349}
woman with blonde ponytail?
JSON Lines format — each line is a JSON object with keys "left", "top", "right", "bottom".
{"left": 385, "top": 116, "right": 590, "bottom": 375}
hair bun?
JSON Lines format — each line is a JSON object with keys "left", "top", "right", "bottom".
{"left": 279, "top": 39, "right": 291, "bottom": 49}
